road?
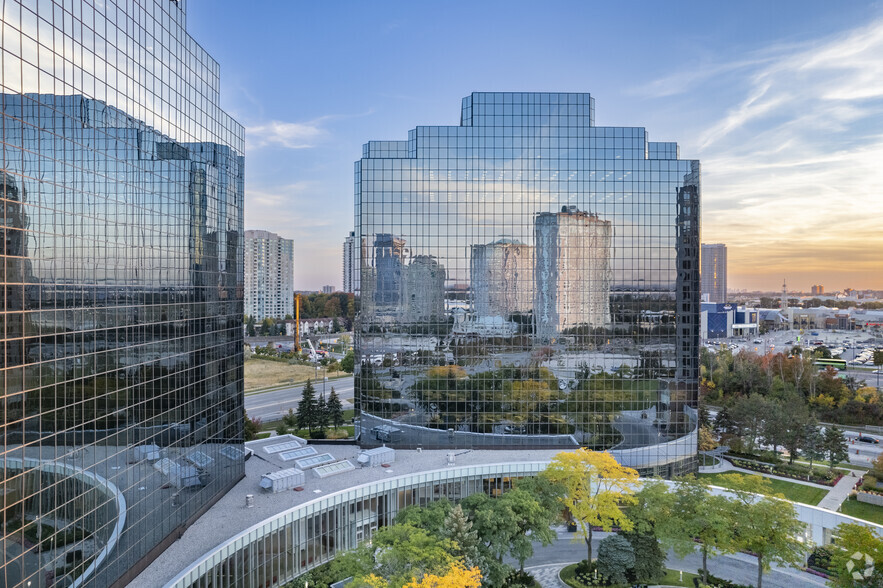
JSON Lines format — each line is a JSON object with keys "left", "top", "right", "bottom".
{"left": 515, "top": 528, "right": 826, "bottom": 588}
{"left": 245, "top": 376, "right": 355, "bottom": 422}
{"left": 842, "top": 430, "right": 883, "bottom": 467}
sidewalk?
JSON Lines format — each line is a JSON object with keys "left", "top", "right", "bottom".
{"left": 818, "top": 472, "right": 858, "bottom": 511}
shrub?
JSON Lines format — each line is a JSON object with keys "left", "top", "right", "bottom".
{"left": 574, "top": 560, "right": 608, "bottom": 586}
{"left": 596, "top": 535, "right": 634, "bottom": 585}
{"left": 502, "top": 570, "right": 536, "bottom": 587}
{"left": 807, "top": 544, "right": 834, "bottom": 572}
{"left": 696, "top": 570, "right": 752, "bottom": 588}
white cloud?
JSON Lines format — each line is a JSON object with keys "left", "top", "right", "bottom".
{"left": 246, "top": 118, "right": 330, "bottom": 150}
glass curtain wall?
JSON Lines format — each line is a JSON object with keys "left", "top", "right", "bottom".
{"left": 356, "top": 92, "right": 699, "bottom": 466}
{"left": 1, "top": 1, "right": 245, "bottom": 586}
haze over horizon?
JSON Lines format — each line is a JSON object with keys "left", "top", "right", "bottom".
{"left": 189, "top": 0, "right": 883, "bottom": 293}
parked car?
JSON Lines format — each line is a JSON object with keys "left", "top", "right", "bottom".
{"left": 858, "top": 435, "right": 880, "bottom": 444}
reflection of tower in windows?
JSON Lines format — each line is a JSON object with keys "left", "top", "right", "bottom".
{"left": 1, "top": 171, "right": 31, "bottom": 367}
{"left": 374, "top": 233, "right": 405, "bottom": 307}
{"left": 534, "top": 206, "right": 612, "bottom": 338}
{"left": 403, "top": 255, "right": 446, "bottom": 323}
{"left": 470, "top": 238, "right": 534, "bottom": 319}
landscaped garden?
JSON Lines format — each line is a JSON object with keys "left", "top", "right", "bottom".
{"left": 697, "top": 472, "right": 829, "bottom": 505}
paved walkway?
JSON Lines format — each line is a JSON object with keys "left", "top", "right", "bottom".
{"left": 818, "top": 471, "right": 860, "bottom": 511}
{"left": 524, "top": 562, "right": 570, "bottom": 588}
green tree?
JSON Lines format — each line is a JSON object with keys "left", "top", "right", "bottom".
{"left": 260, "top": 317, "right": 274, "bottom": 335}
{"left": 243, "top": 410, "right": 261, "bottom": 441}
{"left": 315, "top": 392, "right": 329, "bottom": 433}
{"left": 497, "top": 487, "right": 557, "bottom": 571}
{"left": 360, "top": 523, "right": 458, "bottom": 588}
{"left": 396, "top": 498, "right": 452, "bottom": 532}
{"left": 828, "top": 522, "right": 883, "bottom": 588}
{"left": 596, "top": 534, "right": 635, "bottom": 585}
{"left": 730, "top": 393, "right": 772, "bottom": 453}
{"left": 327, "top": 388, "right": 345, "bottom": 429}
{"left": 540, "top": 449, "right": 639, "bottom": 562}
{"left": 246, "top": 316, "right": 256, "bottom": 337}
{"left": 296, "top": 379, "right": 317, "bottom": 434}
{"left": 801, "top": 422, "right": 826, "bottom": 475}
{"left": 779, "top": 395, "right": 812, "bottom": 464}
{"left": 283, "top": 407, "right": 297, "bottom": 430}
{"left": 726, "top": 474, "right": 806, "bottom": 588}
{"left": 341, "top": 350, "right": 355, "bottom": 373}
{"left": 622, "top": 530, "right": 666, "bottom": 585}
{"left": 664, "top": 476, "right": 734, "bottom": 584}
{"left": 441, "top": 504, "right": 483, "bottom": 570}
{"left": 824, "top": 424, "right": 849, "bottom": 469}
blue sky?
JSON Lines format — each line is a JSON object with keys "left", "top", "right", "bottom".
{"left": 188, "top": 0, "right": 883, "bottom": 292}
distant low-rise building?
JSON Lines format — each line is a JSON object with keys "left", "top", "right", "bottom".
{"left": 701, "top": 302, "right": 759, "bottom": 339}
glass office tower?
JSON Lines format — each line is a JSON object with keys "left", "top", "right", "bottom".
{"left": 356, "top": 93, "right": 699, "bottom": 473}
{"left": 1, "top": 2, "right": 244, "bottom": 587}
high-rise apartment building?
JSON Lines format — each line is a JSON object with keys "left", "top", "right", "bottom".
{"left": 701, "top": 243, "right": 728, "bottom": 303}
{"left": 245, "top": 230, "right": 295, "bottom": 321}
{"left": 355, "top": 92, "right": 700, "bottom": 474}
{"left": 471, "top": 238, "right": 535, "bottom": 320}
{"left": 0, "top": 2, "right": 244, "bottom": 586}
{"left": 811, "top": 284, "right": 824, "bottom": 296}
{"left": 534, "top": 207, "right": 612, "bottom": 339}
{"left": 343, "top": 230, "right": 359, "bottom": 294}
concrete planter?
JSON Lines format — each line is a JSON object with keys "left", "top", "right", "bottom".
{"left": 856, "top": 491, "right": 883, "bottom": 506}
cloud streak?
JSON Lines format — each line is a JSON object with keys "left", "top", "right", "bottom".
{"left": 646, "top": 18, "right": 883, "bottom": 290}
{"left": 246, "top": 118, "right": 330, "bottom": 150}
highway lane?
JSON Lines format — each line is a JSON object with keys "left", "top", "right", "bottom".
{"left": 245, "top": 376, "right": 355, "bottom": 422}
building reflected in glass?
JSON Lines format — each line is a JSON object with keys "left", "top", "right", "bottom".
{"left": 356, "top": 92, "right": 700, "bottom": 474}
{"left": 1, "top": 2, "right": 244, "bottom": 587}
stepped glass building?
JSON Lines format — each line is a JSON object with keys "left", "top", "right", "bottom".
{"left": 1, "top": 1, "right": 245, "bottom": 587}
{"left": 355, "top": 92, "right": 700, "bottom": 474}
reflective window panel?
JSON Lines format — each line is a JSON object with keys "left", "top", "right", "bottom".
{"left": 1, "top": 1, "right": 245, "bottom": 586}
{"left": 355, "top": 93, "right": 700, "bottom": 470}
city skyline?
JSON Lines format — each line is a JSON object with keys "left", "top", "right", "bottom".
{"left": 188, "top": 0, "right": 883, "bottom": 292}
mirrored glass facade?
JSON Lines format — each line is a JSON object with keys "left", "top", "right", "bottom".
{"left": 356, "top": 93, "right": 700, "bottom": 471}
{"left": 1, "top": 1, "right": 245, "bottom": 586}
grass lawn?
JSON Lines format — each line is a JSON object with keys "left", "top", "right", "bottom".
{"left": 698, "top": 472, "right": 828, "bottom": 505}
{"left": 245, "top": 357, "right": 347, "bottom": 391}
{"left": 840, "top": 497, "right": 883, "bottom": 525}
{"left": 559, "top": 563, "right": 698, "bottom": 587}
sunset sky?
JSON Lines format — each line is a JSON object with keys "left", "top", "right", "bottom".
{"left": 189, "top": 0, "right": 883, "bottom": 293}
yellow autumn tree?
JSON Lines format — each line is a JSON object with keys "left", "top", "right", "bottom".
{"left": 403, "top": 563, "right": 482, "bottom": 588}
{"left": 541, "top": 448, "right": 639, "bottom": 562}
{"left": 360, "top": 563, "right": 482, "bottom": 588}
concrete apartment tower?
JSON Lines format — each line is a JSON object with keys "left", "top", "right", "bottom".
{"left": 245, "top": 230, "right": 295, "bottom": 321}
